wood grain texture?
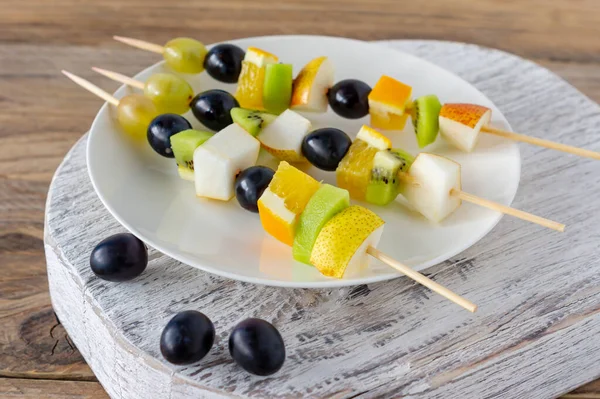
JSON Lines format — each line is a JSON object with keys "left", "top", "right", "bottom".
{"left": 2, "top": 0, "right": 600, "bottom": 64}
{"left": 43, "top": 41, "right": 600, "bottom": 398}
{"left": 0, "top": 378, "right": 107, "bottom": 398}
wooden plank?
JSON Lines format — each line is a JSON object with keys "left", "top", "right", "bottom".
{"left": 0, "top": 0, "right": 600, "bottom": 63}
{"left": 0, "top": 378, "right": 107, "bottom": 398}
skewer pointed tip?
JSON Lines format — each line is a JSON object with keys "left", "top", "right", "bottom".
{"left": 60, "top": 70, "right": 120, "bottom": 106}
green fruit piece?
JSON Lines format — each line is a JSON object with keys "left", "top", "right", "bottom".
{"left": 292, "top": 184, "right": 349, "bottom": 265}
{"left": 163, "top": 38, "right": 208, "bottom": 74}
{"left": 144, "top": 73, "right": 194, "bottom": 114}
{"left": 170, "top": 129, "right": 213, "bottom": 179}
{"left": 263, "top": 63, "right": 293, "bottom": 115}
{"left": 411, "top": 95, "right": 442, "bottom": 148}
{"left": 365, "top": 150, "right": 404, "bottom": 206}
{"left": 116, "top": 94, "right": 159, "bottom": 141}
{"left": 230, "top": 107, "right": 277, "bottom": 136}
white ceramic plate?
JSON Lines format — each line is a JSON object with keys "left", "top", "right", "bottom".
{"left": 87, "top": 35, "right": 520, "bottom": 288}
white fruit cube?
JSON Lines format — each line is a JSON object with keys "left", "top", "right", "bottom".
{"left": 258, "top": 109, "right": 312, "bottom": 162}
{"left": 194, "top": 123, "right": 260, "bottom": 201}
{"left": 402, "top": 153, "right": 462, "bottom": 223}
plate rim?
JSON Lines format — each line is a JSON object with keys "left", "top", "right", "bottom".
{"left": 86, "top": 35, "right": 521, "bottom": 288}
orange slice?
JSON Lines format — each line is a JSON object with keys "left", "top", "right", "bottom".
{"left": 235, "top": 47, "right": 278, "bottom": 110}
{"left": 368, "top": 75, "right": 413, "bottom": 130}
{"left": 258, "top": 161, "right": 320, "bottom": 245}
{"left": 356, "top": 125, "right": 392, "bottom": 150}
{"left": 336, "top": 139, "right": 378, "bottom": 201}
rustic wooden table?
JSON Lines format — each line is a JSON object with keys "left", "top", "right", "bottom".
{"left": 1, "top": 0, "right": 599, "bottom": 397}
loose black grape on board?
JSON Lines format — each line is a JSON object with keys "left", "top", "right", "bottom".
{"left": 229, "top": 318, "right": 285, "bottom": 376}
{"left": 160, "top": 311, "right": 215, "bottom": 365}
{"left": 89, "top": 233, "right": 148, "bottom": 282}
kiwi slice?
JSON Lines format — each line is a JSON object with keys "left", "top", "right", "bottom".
{"left": 170, "top": 129, "right": 213, "bottom": 181}
{"left": 365, "top": 150, "right": 403, "bottom": 206}
{"left": 411, "top": 95, "right": 442, "bottom": 148}
{"left": 231, "top": 107, "right": 277, "bottom": 137}
{"left": 293, "top": 184, "right": 350, "bottom": 265}
{"left": 263, "top": 63, "right": 293, "bottom": 115}
{"left": 389, "top": 148, "right": 415, "bottom": 172}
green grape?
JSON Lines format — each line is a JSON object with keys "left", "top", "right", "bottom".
{"left": 144, "top": 73, "right": 194, "bottom": 114}
{"left": 116, "top": 94, "right": 159, "bottom": 140}
{"left": 163, "top": 38, "right": 208, "bottom": 74}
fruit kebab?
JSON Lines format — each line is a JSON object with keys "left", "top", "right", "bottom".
{"left": 304, "top": 124, "right": 565, "bottom": 232}
{"left": 244, "top": 161, "right": 477, "bottom": 312}
{"left": 367, "top": 75, "right": 600, "bottom": 160}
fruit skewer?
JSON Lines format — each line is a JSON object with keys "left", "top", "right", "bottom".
{"left": 306, "top": 124, "right": 565, "bottom": 232}
{"left": 366, "top": 75, "right": 600, "bottom": 160}
{"left": 63, "top": 71, "right": 564, "bottom": 232}
{"left": 254, "top": 161, "right": 477, "bottom": 312}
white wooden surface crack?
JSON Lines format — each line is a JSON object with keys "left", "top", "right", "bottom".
{"left": 45, "top": 40, "right": 600, "bottom": 398}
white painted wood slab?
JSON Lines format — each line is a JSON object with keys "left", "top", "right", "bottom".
{"left": 45, "top": 40, "right": 600, "bottom": 398}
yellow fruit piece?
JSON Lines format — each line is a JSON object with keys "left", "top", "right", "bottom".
{"left": 235, "top": 61, "right": 266, "bottom": 110}
{"left": 310, "top": 206, "right": 384, "bottom": 278}
{"left": 356, "top": 125, "right": 392, "bottom": 150}
{"left": 235, "top": 47, "right": 279, "bottom": 109}
{"left": 291, "top": 56, "right": 332, "bottom": 111}
{"left": 245, "top": 47, "right": 279, "bottom": 67}
{"left": 270, "top": 161, "right": 320, "bottom": 213}
{"left": 370, "top": 112, "right": 410, "bottom": 131}
{"left": 336, "top": 140, "right": 378, "bottom": 201}
{"left": 258, "top": 161, "right": 320, "bottom": 245}
{"left": 368, "top": 75, "right": 413, "bottom": 113}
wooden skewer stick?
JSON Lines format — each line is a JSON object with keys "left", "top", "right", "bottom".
{"left": 481, "top": 125, "right": 600, "bottom": 161}
{"left": 113, "top": 36, "right": 164, "bottom": 55}
{"left": 92, "top": 67, "right": 145, "bottom": 90}
{"left": 397, "top": 171, "right": 420, "bottom": 187}
{"left": 450, "top": 189, "right": 565, "bottom": 232}
{"left": 61, "top": 70, "right": 119, "bottom": 106}
{"left": 367, "top": 247, "right": 477, "bottom": 312}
